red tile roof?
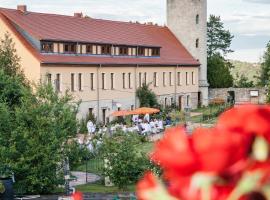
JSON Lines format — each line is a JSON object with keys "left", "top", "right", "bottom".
{"left": 0, "top": 7, "right": 199, "bottom": 66}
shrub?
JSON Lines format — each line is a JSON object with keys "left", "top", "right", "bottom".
{"left": 100, "top": 132, "right": 151, "bottom": 189}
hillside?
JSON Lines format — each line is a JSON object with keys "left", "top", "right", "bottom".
{"left": 229, "top": 60, "right": 261, "bottom": 84}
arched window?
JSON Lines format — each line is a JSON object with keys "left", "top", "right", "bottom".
{"left": 196, "top": 39, "right": 199, "bottom": 48}
{"left": 196, "top": 14, "right": 199, "bottom": 24}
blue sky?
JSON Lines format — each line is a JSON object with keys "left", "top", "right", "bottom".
{"left": 0, "top": 0, "right": 270, "bottom": 63}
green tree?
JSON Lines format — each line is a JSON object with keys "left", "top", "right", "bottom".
{"left": 207, "top": 15, "right": 234, "bottom": 57}
{"left": 136, "top": 83, "right": 158, "bottom": 107}
{"left": 207, "top": 15, "right": 234, "bottom": 88}
{"left": 207, "top": 54, "right": 233, "bottom": 88}
{"left": 259, "top": 41, "right": 270, "bottom": 86}
{"left": 101, "top": 132, "right": 149, "bottom": 190}
{"left": 0, "top": 33, "right": 27, "bottom": 84}
{"left": 234, "top": 73, "right": 254, "bottom": 88}
{"left": 0, "top": 85, "right": 79, "bottom": 194}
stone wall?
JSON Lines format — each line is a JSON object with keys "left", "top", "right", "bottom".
{"left": 209, "top": 88, "right": 267, "bottom": 104}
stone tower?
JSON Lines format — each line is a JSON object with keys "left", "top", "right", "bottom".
{"left": 167, "top": 0, "right": 209, "bottom": 106}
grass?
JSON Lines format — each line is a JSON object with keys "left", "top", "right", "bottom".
{"left": 75, "top": 181, "right": 135, "bottom": 193}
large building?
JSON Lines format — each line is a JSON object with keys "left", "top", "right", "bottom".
{"left": 0, "top": 1, "right": 208, "bottom": 124}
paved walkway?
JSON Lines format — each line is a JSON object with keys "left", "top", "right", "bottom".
{"left": 70, "top": 171, "right": 101, "bottom": 187}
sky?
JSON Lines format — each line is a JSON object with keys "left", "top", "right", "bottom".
{"left": 0, "top": 0, "right": 269, "bottom": 63}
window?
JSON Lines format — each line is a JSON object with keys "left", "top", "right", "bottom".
{"left": 153, "top": 72, "right": 158, "bottom": 87}
{"left": 196, "top": 14, "right": 199, "bottom": 24}
{"left": 47, "top": 73, "right": 52, "bottom": 84}
{"left": 177, "top": 72, "right": 181, "bottom": 86}
{"left": 55, "top": 73, "right": 61, "bottom": 92}
{"left": 90, "top": 73, "right": 94, "bottom": 90}
{"left": 128, "top": 73, "right": 132, "bottom": 89}
{"left": 101, "top": 45, "right": 111, "bottom": 55}
{"left": 89, "top": 108, "right": 93, "bottom": 116}
{"left": 163, "top": 72, "right": 166, "bottom": 86}
{"left": 165, "top": 98, "right": 168, "bottom": 107}
{"left": 186, "top": 72, "right": 189, "bottom": 85}
{"left": 144, "top": 72, "right": 147, "bottom": 84}
{"left": 78, "top": 73, "right": 82, "bottom": 91}
{"left": 131, "top": 105, "right": 134, "bottom": 110}
{"left": 71, "top": 73, "right": 75, "bottom": 91}
{"left": 196, "top": 39, "right": 199, "bottom": 48}
{"left": 192, "top": 72, "right": 195, "bottom": 85}
{"left": 171, "top": 97, "right": 174, "bottom": 106}
{"left": 86, "top": 44, "right": 93, "bottom": 54}
{"left": 111, "top": 73, "right": 114, "bottom": 90}
{"left": 41, "top": 42, "right": 53, "bottom": 53}
{"left": 139, "top": 72, "right": 142, "bottom": 87}
{"left": 152, "top": 48, "right": 160, "bottom": 56}
{"left": 187, "top": 95, "right": 190, "bottom": 107}
{"left": 102, "top": 73, "right": 106, "bottom": 90}
{"left": 138, "top": 47, "right": 145, "bottom": 56}
{"left": 122, "top": 73, "right": 126, "bottom": 89}
{"left": 169, "top": 72, "right": 173, "bottom": 86}
{"left": 119, "top": 46, "right": 128, "bottom": 56}
{"left": 64, "top": 43, "right": 76, "bottom": 53}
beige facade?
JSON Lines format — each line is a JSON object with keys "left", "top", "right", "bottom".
{"left": 0, "top": 9, "right": 200, "bottom": 124}
{"left": 41, "top": 65, "right": 199, "bottom": 122}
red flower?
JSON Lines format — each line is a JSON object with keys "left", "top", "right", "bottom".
{"left": 151, "top": 127, "right": 199, "bottom": 176}
{"left": 217, "top": 105, "right": 270, "bottom": 141}
{"left": 136, "top": 172, "right": 159, "bottom": 200}
{"left": 72, "top": 192, "right": 83, "bottom": 200}
{"left": 151, "top": 126, "right": 251, "bottom": 176}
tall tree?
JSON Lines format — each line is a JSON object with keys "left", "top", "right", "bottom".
{"left": 207, "top": 15, "right": 234, "bottom": 88}
{"left": 136, "top": 83, "right": 159, "bottom": 108}
{"left": 259, "top": 41, "right": 270, "bottom": 86}
{"left": 207, "top": 15, "right": 234, "bottom": 57}
{"left": 207, "top": 54, "right": 233, "bottom": 88}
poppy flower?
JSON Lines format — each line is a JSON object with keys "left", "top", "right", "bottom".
{"left": 217, "top": 105, "right": 270, "bottom": 141}
{"left": 151, "top": 126, "right": 251, "bottom": 177}
{"left": 137, "top": 172, "right": 177, "bottom": 200}
{"left": 71, "top": 192, "right": 83, "bottom": 200}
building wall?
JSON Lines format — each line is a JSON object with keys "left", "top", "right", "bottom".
{"left": 41, "top": 65, "right": 199, "bottom": 121}
{"left": 0, "top": 16, "right": 41, "bottom": 83}
{"left": 167, "top": 0, "right": 208, "bottom": 105}
{"left": 209, "top": 88, "right": 267, "bottom": 104}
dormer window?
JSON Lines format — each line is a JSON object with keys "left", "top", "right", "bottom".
{"left": 152, "top": 48, "right": 160, "bottom": 56}
{"left": 64, "top": 43, "right": 76, "bottom": 54}
{"left": 101, "top": 45, "right": 111, "bottom": 55}
{"left": 41, "top": 42, "right": 53, "bottom": 53}
{"left": 119, "top": 46, "right": 128, "bottom": 56}
{"left": 138, "top": 47, "right": 145, "bottom": 56}
{"left": 86, "top": 44, "right": 93, "bottom": 54}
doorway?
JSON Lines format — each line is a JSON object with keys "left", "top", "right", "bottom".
{"left": 102, "top": 108, "right": 106, "bottom": 125}
{"left": 198, "top": 92, "right": 202, "bottom": 107}
{"left": 178, "top": 96, "right": 182, "bottom": 111}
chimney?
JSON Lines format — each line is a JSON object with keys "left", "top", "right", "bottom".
{"left": 74, "top": 12, "right": 83, "bottom": 18}
{"left": 17, "top": 5, "right": 27, "bottom": 13}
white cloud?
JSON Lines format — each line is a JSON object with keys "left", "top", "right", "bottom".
{"left": 227, "top": 48, "right": 265, "bottom": 63}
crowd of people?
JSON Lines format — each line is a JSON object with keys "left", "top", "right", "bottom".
{"left": 86, "top": 114, "right": 173, "bottom": 136}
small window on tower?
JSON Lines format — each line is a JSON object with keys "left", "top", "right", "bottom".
{"left": 196, "top": 39, "right": 199, "bottom": 48}
{"left": 196, "top": 14, "right": 199, "bottom": 24}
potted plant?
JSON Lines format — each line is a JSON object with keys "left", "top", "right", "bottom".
{"left": 0, "top": 165, "right": 14, "bottom": 200}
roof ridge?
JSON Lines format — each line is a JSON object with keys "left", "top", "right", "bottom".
{"left": 0, "top": 6, "right": 166, "bottom": 29}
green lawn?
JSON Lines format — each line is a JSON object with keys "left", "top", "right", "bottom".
{"left": 76, "top": 182, "right": 135, "bottom": 193}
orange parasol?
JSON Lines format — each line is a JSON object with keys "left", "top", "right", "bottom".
{"left": 111, "top": 110, "right": 131, "bottom": 117}
{"left": 130, "top": 107, "right": 160, "bottom": 115}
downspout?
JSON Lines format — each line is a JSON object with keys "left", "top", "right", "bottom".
{"left": 135, "top": 64, "right": 138, "bottom": 108}
{"left": 174, "top": 65, "right": 178, "bottom": 106}
{"left": 97, "top": 64, "right": 101, "bottom": 123}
